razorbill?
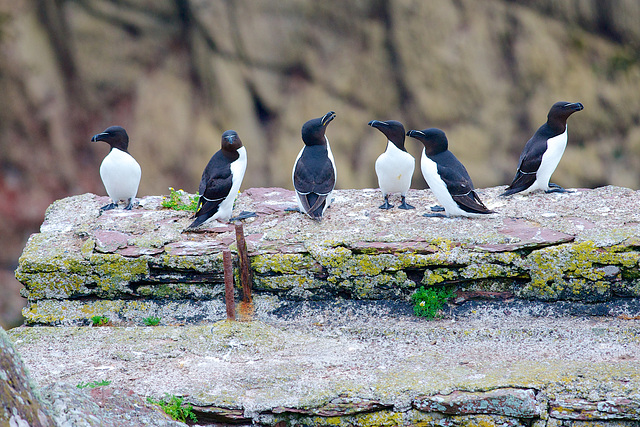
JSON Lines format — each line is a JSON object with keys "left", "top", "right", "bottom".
{"left": 91, "top": 126, "right": 141, "bottom": 211}
{"left": 368, "top": 120, "right": 415, "bottom": 210}
{"left": 501, "top": 101, "right": 584, "bottom": 196}
{"left": 187, "top": 130, "right": 247, "bottom": 229}
{"left": 407, "top": 128, "right": 493, "bottom": 217}
{"left": 292, "top": 111, "right": 337, "bottom": 220}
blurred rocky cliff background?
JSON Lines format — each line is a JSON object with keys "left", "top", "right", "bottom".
{"left": 1, "top": 0, "right": 640, "bottom": 328}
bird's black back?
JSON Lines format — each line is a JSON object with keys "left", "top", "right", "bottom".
{"left": 293, "top": 145, "right": 335, "bottom": 195}
{"left": 430, "top": 150, "right": 475, "bottom": 195}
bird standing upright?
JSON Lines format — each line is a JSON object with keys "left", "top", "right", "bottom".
{"left": 187, "top": 130, "right": 247, "bottom": 229}
{"left": 368, "top": 119, "right": 415, "bottom": 210}
{"left": 92, "top": 126, "right": 141, "bottom": 211}
{"left": 407, "top": 128, "right": 493, "bottom": 218}
{"left": 292, "top": 111, "right": 337, "bottom": 220}
{"left": 501, "top": 101, "right": 584, "bottom": 196}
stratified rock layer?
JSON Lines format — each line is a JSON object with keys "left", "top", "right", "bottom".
{"left": 0, "top": 327, "right": 54, "bottom": 426}
{"left": 14, "top": 185, "right": 640, "bottom": 325}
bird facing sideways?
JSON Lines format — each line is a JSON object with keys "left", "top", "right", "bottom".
{"left": 187, "top": 130, "right": 247, "bottom": 229}
{"left": 368, "top": 120, "right": 415, "bottom": 210}
{"left": 501, "top": 101, "right": 584, "bottom": 196}
{"left": 407, "top": 128, "right": 494, "bottom": 218}
{"left": 292, "top": 111, "right": 337, "bottom": 220}
{"left": 91, "top": 126, "right": 141, "bottom": 211}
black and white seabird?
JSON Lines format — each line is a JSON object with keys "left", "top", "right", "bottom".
{"left": 368, "top": 120, "right": 415, "bottom": 210}
{"left": 187, "top": 130, "right": 247, "bottom": 229}
{"left": 407, "top": 128, "right": 493, "bottom": 218}
{"left": 292, "top": 111, "right": 337, "bottom": 220}
{"left": 91, "top": 126, "right": 141, "bottom": 211}
{"left": 501, "top": 101, "right": 584, "bottom": 196}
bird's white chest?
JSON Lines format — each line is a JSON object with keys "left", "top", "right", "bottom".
{"left": 100, "top": 149, "right": 141, "bottom": 202}
{"left": 420, "top": 150, "right": 462, "bottom": 216}
{"left": 214, "top": 146, "right": 247, "bottom": 221}
{"left": 534, "top": 128, "right": 568, "bottom": 190}
{"left": 375, "top": 141, "right": 415, "bottom": 194}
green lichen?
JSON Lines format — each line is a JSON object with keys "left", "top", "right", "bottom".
{"left": 520, "top": 241, "right": 640, "bottom": 301}
{"left": 17, "top": 272, "right": 90, "bottom": 299}
{"left": 155, "top": 253, "right": 224, "bottom": 273}
{"left": 423, "top": 268, "right": 458, "bottom": 286}
{"left": 136, "top": 283, "right": 224, "bottom": 299}
{"left": 459, "top": 263, "right": 519, "bottom": 280}
{"left": 17, "top": 233, "right": 92, "bottom": 275}
{"left": 253, "top": 274, "right": 321, "bottom": 292}
{"left": 18, "top": 251, "right": 149, "bottom": 300}
{"left": 338, "top": 271, "right": 415, "bottom": 299}
{"left": 251, "top": 253, "right": 321, "bottom": 275}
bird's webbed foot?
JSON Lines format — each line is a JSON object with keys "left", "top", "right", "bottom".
{"left": 100, "top": 203, "right": 118, "bottom": 211}
{"left": 379, "top": 195, "right": 393, "bottom": 210}
{"left": 229, "top": 211, "right": 257, "bottom": 222}
{"left": 546, "top": 183, "right": 574, "bottom": 194}
{"left": 398, "top": 196, "right": 415, "bottom": 210}
{"left": 422, "top": 212, "right": 447, "bottom": 218}
{"left": 430, "top": 205, "right": 445, "bottom": 212}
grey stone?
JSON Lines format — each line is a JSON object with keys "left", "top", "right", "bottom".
{"left": 0, "top": 327, "right": 54, "bottom": 426}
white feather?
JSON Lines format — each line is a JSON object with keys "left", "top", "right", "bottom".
{"left": 375, "top": 141, "right": 415, "bottom": 197}
{"left": 522, "top": 127, "right": 568, "bottom": 194}
{"left": 420, "top": 149, "right": 482, "bottom": 218}
{"left": 212, "top": 146, "right": 247, "bottom": 222}
{"left": 100, "top": 149, "right": 141, "bottom": 204}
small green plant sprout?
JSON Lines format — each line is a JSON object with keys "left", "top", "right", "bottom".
{"left": 90, "top": 315, "right": 110, "bottom": 326}
{"left": 411, "top": 286, "right": 454, "bottom": 319}
{"left": 147, "top": 394, "right": 197, "bottom": 423}
{"left": 161, "top": 187, "right": 199, "bottom": 212}
{"left": 143, "top": 316, "right": 161, "bottom": 326}
{"left": 76, "top": 379, "right": 111, "bottom": 389}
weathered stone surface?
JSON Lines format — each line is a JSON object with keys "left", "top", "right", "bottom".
{"left": 0, "top": 327, "right": 54, "bottom": 426}
{"left": 550, "top": 396, "right": 640, "bottom": 421}
{"left": 13, "top": 186, "right": 640, "bottom": 325}
{"left": 8, "top": 309, "right": 640, "bottom": 426}
{"left": 40, "top": 383, "right": 187, "bottom": 427}
{"left": 414, "top": 388, "right": 540, "bottom": 418}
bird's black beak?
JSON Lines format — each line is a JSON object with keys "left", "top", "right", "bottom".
{"left": 569, "top": 102, "right": 584, "bottom": 111}
{"left": 321, "top": 111, "right": 336, "bottom": 126}
{"left": 91, "top": 132, "right": 108, "bottom": 142}
{"left": 368, "top": 120, "right": 384, "bottom": 128}
{"left": 406, "top": 130, "right": 416, "bottom": 138}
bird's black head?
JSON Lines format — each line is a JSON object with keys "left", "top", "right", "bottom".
{"left": 91, "top": 126, "right": 129, "bottom": 152}
{"left": 221, "top": 130, "right": 243, "bottom": 152}
{"left": 406, "top": 128, "right": 448, "bottom": 156}
{"left": 301, "top": 111, "right": 336, "bottom": 146}
{"left": 547, "top": 102, "right": 584, "bottom": 132}
{"left": 368, "top": 120, "right": 406, "bottom": 151}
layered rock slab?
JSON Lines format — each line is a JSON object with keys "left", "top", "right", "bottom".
{"left": 14, "top": 185, "right": 640, "bottom": 325}
{"left": 8, "top": 312, "right": 640, "bottom": 426}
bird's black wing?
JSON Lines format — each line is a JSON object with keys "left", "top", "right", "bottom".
{"left": 293, "top": 146, "right": 335, "bottom": 218}
{"left": 436, "top": 154, "right": 493, "bottom": 214}
{"left": 188, "top": 153, "right": 233, "bottom": 228}
{"left": 502, "top": 126, "right": 553, "bottom": 196}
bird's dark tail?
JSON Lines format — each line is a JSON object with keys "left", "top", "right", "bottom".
{"left": 305, "top": 193, "right": 327, "bottom": 220}
{"left": 186, "top": 215, "right": 209, "bottom": 230}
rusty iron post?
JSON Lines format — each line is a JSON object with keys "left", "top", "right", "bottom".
{"left": 234, "top": 223, "right": 253, "bottom": 303}
{"left": 222, "top": 250, "right": 235, "bottom": 321}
